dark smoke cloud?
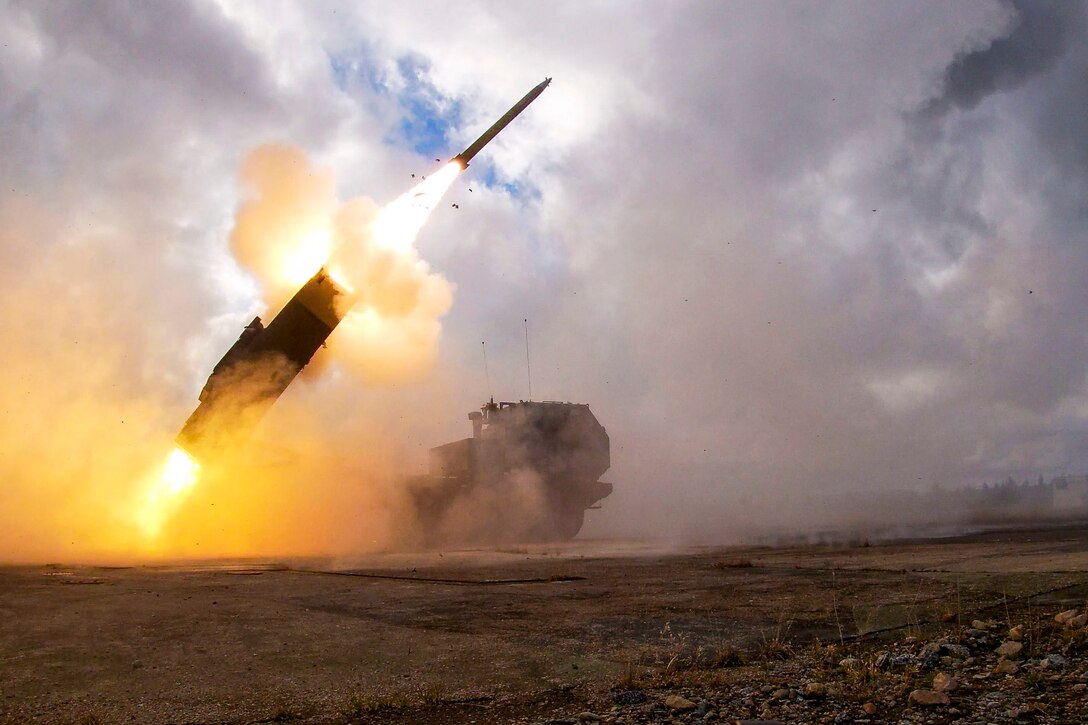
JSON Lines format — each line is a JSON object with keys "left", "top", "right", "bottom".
{"left": 924, "top": 1, "right": 1083, "bottom": 115}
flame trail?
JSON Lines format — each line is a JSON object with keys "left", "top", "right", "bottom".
{"left": 137, "top": 446, "right": 200, "bottom": 541}
{"left": 328, "top": 162, "right": 461, "bottom": 287}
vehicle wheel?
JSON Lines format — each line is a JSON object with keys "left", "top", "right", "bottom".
{"left": 553, "top": 505, "right": 585, "bottom": 539}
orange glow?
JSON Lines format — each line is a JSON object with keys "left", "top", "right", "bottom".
{"left": 131, "top": 154, "right": 459, "bottom": 552}
{"left": 137, "top": 446, "right": 201, "bottom": 541}
{"left": 278, "top": 227, "right": 332, "bottom": 288}
{"left": 0, "top": 142, "right": 463, "bottom": 563}
{"left": 230, "top": 145, "right": 337, "bottom": 312}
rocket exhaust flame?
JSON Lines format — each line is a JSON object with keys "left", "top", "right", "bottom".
{"left": 330, "top": 162, "right": 461, "bottom": 275}
{"left": 138, "top": 447, "right": 200, "bottom": 540}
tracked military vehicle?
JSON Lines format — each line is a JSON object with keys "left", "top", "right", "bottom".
{"left": 406, "top": 400, "right": 613, "bottom": 543}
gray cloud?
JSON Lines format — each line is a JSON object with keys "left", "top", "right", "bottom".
{"left": 924, "top": 0, "right": 1083, "bottom": 115}
{"left": 3, "top": 0, "right": 1088, "bottom": 553}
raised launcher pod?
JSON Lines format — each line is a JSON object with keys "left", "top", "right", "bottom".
{"left": 176, "top": 267, "right": 350, "bottom": 463}
{"left": 405, "top": 399, "right": 614, "bottom": 543}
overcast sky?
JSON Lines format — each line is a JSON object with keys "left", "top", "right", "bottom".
{"left": 3, "top": 0, "right": 1088, "bottom": 544}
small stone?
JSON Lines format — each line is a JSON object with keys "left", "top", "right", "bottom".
{"left": 1008, "top": 625, "right": 1024, "bottom": 641}
{"left": 994, "top": 641, "right": 1023, "bottom": 659}
{"left": 908, "top": 689, "right": 950, "bottom": 707}
{"left": 613, "top": 691, "right": 647, "bottom": 706}
{"left": 1055, "top": 608, "right": 1079, "bottom": 624}
{"left": 1041, "top": 653, "right": 1067, "bottom": 670}
{"left": 131, "top": 659, "right": 143, "bottom": 669}
{"left": 576, "top": 713, "right": 602, "bottom": 722}
{"left": 664, "top": 695, "right": 696, "bottom": 711}
{"left": 971, "top": 619, "right": 990, "bottom": 630}
{"left": 966, "top": 628, "right": 989, "bottom": 638}
{"left": 839, "top": 657, "right": 861, "bottom": 670}
{"left": 1070, "top": 613, "right": 1088, "bottom": 628}
{"left": 941, "top": 643, "right": 971, "bottom": 658}
{"left": 803, "top": 682, "right": 826, "bottom": 698}
{"left": 933, "top": 672, "right": 959, "bottom": 692}
{"left": 1072, "top": 683, "right": 1087, "bottom": 692}
{"left": 771, "top": 688, "right": 789, "bottom": 701}
{"left": 993, "top": 659, "right": 1019, "bottom": 675}
{"left": 863, "top": 702, "right": 878, "bottom": 715}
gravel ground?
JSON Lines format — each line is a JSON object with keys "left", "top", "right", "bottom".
{"left": 343, "top": 605, "right": 1088, "bottom": 725}
{"left": 2, "top": 525, "right": 1086, "bottom": 724}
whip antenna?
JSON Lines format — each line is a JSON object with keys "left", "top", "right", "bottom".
{"left": 481, "top": 341, "right": 492, "bottom": 400}
{"left": 524, "top": 318, "right": 533, "bottom": 401}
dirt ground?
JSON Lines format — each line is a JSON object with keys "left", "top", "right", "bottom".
{"left": 2, "top": 524, "right": 1087, "bottom": 724}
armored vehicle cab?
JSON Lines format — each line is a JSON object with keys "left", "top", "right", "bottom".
{"left": 407, "top": 400, "right": 613, "bottom": 542}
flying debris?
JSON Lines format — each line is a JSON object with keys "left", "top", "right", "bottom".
{"left": 451, "top": 78, "right": 551, "bottom": 169}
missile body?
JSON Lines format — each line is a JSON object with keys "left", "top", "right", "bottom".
{"left": 175, "top": 268, "right": 350, "bottom": 462}
{"left": 452, "top": 78, "right": 551, "bottom": 168}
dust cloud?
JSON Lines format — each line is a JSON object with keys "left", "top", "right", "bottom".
{"left": 0, "top": 216, "right": 186, "bottom": 562}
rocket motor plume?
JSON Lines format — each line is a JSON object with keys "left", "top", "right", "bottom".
{"left": 138, "top": 152, "right": 460, "bottom": 548}
{"left": 137, "top": 446, "right": 200, "bottom": 541}
{"left": 342, "top": 162, "right": 461, "bottom": 262}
